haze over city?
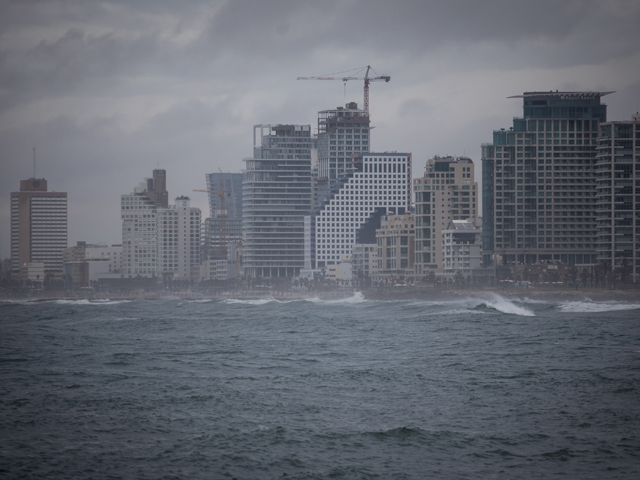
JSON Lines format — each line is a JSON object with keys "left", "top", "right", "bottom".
{"left": 1, "top": 0, "right": 640, "bottom": 258}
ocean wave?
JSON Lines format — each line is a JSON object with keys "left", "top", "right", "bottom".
{"left": 52, "top": 299, "right": 130, "bottom": 305}
{"left": 424, "top": 308, "right": 489, "bottom": 316}
{"left": 558, "top": 301, "right": 640, "bottom": 313}
{"left": 223, "top": 296, "right": 279, "bottom": 305}
{"left": 470, "top": 294, "right": 535, "bottom": 316}
{"left": 308, "top": 291, "right": 368, "bottom": 305}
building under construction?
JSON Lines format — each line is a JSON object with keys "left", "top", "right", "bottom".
{"left": 202, "top": 172, "right": 243, "bottom": 260}
{"left": 317, "top": 102, "right": 371, "bottom": 182}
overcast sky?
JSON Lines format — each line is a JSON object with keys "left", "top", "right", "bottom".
{"left": 1, "top": 0, "right": 639, "bottom": 258}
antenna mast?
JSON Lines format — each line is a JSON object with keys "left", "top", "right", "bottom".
{"left": 33, "top": 146, "right": 36, "bottom": 179}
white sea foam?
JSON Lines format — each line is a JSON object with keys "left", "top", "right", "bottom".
{"left": 559, "top": 301, "right": 640, "bottom": 313}
{"left": 53, "top": 299, "right": 130, "bottom": 305}
{"left": 424, "top": 308, "right": 488, "bottom": 316}
{"left": 477, "top": 293, "right": 535, "bottom": 316}
{"left": 223, "top": 296, "right": 278, "bottom": 305}
{"left": 320, "top": 291, "right": 368, "bottom": 304}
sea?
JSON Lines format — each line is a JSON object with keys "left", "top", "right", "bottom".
{"left": 1, "top": 293, "right": 639, "bottom": 479}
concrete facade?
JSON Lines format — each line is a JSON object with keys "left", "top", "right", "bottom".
{"left": 596, "top": 114, "right": 640, "bottom": 280}
{"left": 310, "top": 152, "right": 412, "bottom": 269}
{"left": 317, "top": 102, "right": 370, "bottom": 182}
{"left": 413, "top": 156, "right": 477, "bottom": 276}
{"left": 11, "top": 178, "right": 67, "bottom": 275}
{"left": 482, "top": 91, "right": 610, "bottom": 269}
{"left": 375, "top": 212, "right": 415, "bottom": 283}
{"left": 157, "top": 197, "right": 201, "bottom": 281}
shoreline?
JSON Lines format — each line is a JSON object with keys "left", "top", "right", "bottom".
{"left": 2, "top": 286, "right": 639, "bottom": 303}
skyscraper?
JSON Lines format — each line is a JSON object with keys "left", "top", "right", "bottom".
{"left": 242, "top": 124, "right": 313, "bottom": 278}
{"left": 596, "top": 114, "right": 640, "bottom": 281}
{"left": 203, "top": 172, "right": 243, "bottom": 260}
{"left": 317, "top": 102, "right": 370, "bottom": 182}
{"left": 205, "top": 172, "right": 243, "bottom": 219}
{"left": 11, "top": 178, "right": 67, "bottom": 275}
{"left": 413, "top": 156, "right": 477, "bottom": 276}
{"left": 482, "top": 91, "right": 611, "bottom": 268}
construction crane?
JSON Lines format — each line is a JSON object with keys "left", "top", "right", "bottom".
{"left": 193, "top": 182, "right": 231, "bottom": 260}
{"left": 297, "top": 65, "right": 390, "bottom": 114}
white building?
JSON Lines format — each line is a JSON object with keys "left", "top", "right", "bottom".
{"left": 442, "top": 219, "right": 482, "bottom": 278}
{"left": 85, "top": 243, "right": 122, "bottom": 274}
{"left": 121, "top": 170, "right": 200, "bottom": 280}
{"left": 309, "top": 152, "right": 412, "bottom": 269}
{"left": 325, "top": 258, "right": 352, "bottom": 282}
{"left": 157, "top": 196, "right": 201, "bottom": 281}
{"left": 121, "top": 183, "right": 159, "bottom": 277}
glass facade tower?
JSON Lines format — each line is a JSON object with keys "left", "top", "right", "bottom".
{"left": 242, "top": 124, "right": 313, "bottom": 278}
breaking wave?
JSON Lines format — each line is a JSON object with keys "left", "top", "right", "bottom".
{"left": 472, "top": 294, "right": 535, "bottom": 316}
{"left": 52, "top": 299, "right": 130, "bottom": 305}
{"left": 558, "top": 300, "right": 640, "bottom": 313}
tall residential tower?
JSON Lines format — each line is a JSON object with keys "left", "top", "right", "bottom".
{"left": 482, "top": 91, "right": 611, "bottom": 268}
{"left": 242, "top": 124, "right": 313, "bottom": 278}
{"left": 596, "top": 114, "right": 640, "bottom": 281}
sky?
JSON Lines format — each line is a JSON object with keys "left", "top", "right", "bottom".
{"left": 1, "top": 0, "right": 639, "bottom": 258}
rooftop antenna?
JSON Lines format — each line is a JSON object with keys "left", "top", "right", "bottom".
{"left": 33, "top": 146, "right": 36, "bottom": 179}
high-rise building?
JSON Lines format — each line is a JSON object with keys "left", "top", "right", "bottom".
{"left": 317, "top": 102, "right": 370, "bottom": 182}
{"left": 482, "top": 91, "right": 611, "bottom": 268}
{"left": 11, "top": 178, "right": 67, "bottom": 275}
{"left": 413, "top": 156, "right": 477, "bottom": 276}
{"left": 203, "top": 172, "right": 244, "bottom": 260}
{"left": 205, "top": 172, "right": 243, "bottom": 218}
{"left": 157, "top": 196, "right": 201, "bottom": 280}
{"left": 309, "top": 152, "right": 412, "bottom": 269}
{"left": 120, "top": 170, "right": 168, "bottom": 277}
{"left": 596, "top": 114, "right": 640, "bottom": 281}
{"left": 242, "top": 124, "right": 313, "bottom": 278}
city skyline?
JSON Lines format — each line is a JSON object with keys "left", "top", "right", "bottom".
{"left": 2, "top": 1, "right": 640, "bottom": 258}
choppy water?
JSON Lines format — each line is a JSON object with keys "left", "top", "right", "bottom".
{"left": 1, "top": 293, "right": 639, "bottom": 479}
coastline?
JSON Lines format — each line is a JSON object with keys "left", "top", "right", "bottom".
{"left": 2, "top": 285, "right": 639, "bottom": 303}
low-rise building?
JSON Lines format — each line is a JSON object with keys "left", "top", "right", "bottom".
{"left": 375, "top": 212, "right": 415, "bottom": 283}
{"left": 442, "top": 219, "right": 482, "bottom": 278}
{"left": 351, "top": 243, "right": 378, "bottom": 283}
